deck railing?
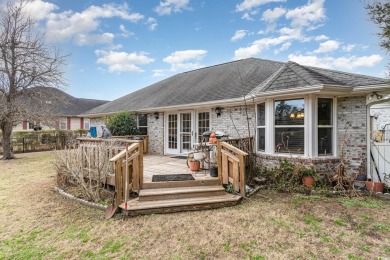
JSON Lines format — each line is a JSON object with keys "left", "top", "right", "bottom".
{"left": 109, "top": 141, "right": 143, "bottom": 207}
{"left": 217, "top": 140, "right": 248, "bottom": 196}
{"left": 112, "top": 135, "right": 149, "bottom": 154}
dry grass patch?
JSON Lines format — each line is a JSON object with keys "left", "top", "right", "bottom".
{"left": 0, "top": 151, "right": 390, "bottom": 259}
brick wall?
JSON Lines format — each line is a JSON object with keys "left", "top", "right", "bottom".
{"left": 210, "top": 105, "right": 256, "bottom": 138}
{"left": 337, "top": 96, "right": 367, "bottom": 175}
{"left": 147, "top": 112, "right": 164, "bottom": 155}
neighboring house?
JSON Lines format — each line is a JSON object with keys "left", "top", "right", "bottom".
{"left": 13, "top": 88, "right": 108, "bottom": 132}
{"left": 82, "top": 58, "right": 390, "bottom": 175}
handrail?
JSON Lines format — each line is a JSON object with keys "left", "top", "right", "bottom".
{"left": 217, "top": 140, "right": 247, "bottom": 196}
{"left": 109, "top": 143, "right": 139, "bottom": 162}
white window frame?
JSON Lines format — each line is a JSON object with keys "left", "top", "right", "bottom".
{"left": 256, "top": 102, "right": 266, "bottom": 152}
{"left": 84, "top": 118, "right": 90, "bottom": 130}
{"left": 196, "top": 110, "right": 211, "bottom": 143}
{"left": 256, "top": 95, "right": 337, "bottom": 158}
{"left": 137, "top": 114, "right": 148, "bottom": 135}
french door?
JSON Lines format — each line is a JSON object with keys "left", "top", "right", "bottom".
{"left": 166, "top": 111, "right": 194, "bottom": 155}
{"left": 165, "top": 110, "right": 211, "bottom": 155}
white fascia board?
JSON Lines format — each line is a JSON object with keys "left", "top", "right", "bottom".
{"left": 352, "top": 84, "right": 390, "bottom": 93}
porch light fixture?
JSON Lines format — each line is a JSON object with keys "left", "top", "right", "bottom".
{"left": 154, "top": 112, "right": 159, "bottom": 120}
{"left": 215, "top": 107, "right": 222, "bottom": 117}
{"left": 368, "top": 92, "right": 383, "bottom": 100}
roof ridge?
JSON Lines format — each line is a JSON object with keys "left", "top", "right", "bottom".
{"left": 250, "top": 63, "right": 289, "bottom": 94}
{"left": 288, "top": 62, "right": 345, "bottom": 86}
{"left": 285, "top": 61, "right": 322, "bottom": 86}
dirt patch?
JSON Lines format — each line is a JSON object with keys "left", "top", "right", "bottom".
{"left": 1, "top": 151, "right": 390, "bottom": 259}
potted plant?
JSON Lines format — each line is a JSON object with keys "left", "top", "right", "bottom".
{"left": 300, "top": 167, "right": 318, "bottom": 187}
{"left": 209, "top": 162, "right": 218, "bottom": 177}
{"left": 187, "top": 154, "right": 200, "bottom": 172}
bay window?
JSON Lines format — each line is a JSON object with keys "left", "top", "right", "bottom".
{"left": 257, "top": 103, "right": 266, "bottom": 151}
{"left": 274, "top": 99, "right": 304, "bottom": 154}
{"left": 318, "top": 98, "right": 333, "bottom": 155}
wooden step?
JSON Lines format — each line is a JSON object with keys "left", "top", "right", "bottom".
{"left": 139, "top": 186, "right": 226, "bottom": 201}
{"left": 142, "top": 178, "right": 219, "bottom": 189}
{"left": 119, "top": 194, "right": 242, "bottom": 216}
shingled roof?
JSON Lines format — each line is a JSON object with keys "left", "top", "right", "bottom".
{"left": 85, "top": 58, "right": 388, "bottom": 115}
{"left": 250, "top": 61, "right": 388, "bottom": 94}
{"left": 84, "top": 58, "right": 284, "bottom": 115}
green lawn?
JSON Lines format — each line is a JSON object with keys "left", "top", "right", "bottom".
{"left": 0, "top": 151, "right": 389, "bottom": 259}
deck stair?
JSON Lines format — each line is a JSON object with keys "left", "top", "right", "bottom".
{"left": 119, "top": 185, "right": 242, "bottom": 215}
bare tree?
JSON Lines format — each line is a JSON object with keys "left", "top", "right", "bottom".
{"left": 0, "top": 0, "right": 67, "bottom": 159}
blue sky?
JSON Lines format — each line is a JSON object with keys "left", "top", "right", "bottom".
{"left": 14, "top": 0, "right": 388, "bottom": 101}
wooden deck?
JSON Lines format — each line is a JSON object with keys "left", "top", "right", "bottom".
{"left": 119, "top": 155, "right": 241, "bottom": 216}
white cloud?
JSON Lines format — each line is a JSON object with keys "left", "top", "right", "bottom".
{"left": 342, "top": 44, "right": 356, "bottom": 52}
{"left": 274, "top": 42, "right": 291, "bottom": 54}
{"left": 45, "top": 3, "right": 143, "bottom": 44}
{"left": 262, "top": 7, "right": 286, "bottom": 22}
{"left": 314, "top": 40, "right": 340, "bottom": 53}
{"left": 152, "top": 69, "right": 166, "bottom": 77}
{"left": 241, "top": 12, "right": 254, "bottom": 21}
{"left": 234, "top": 35, "right": 292, "bottom": 59}
{"left": 236, "top": 0, "right": 286, "bottom": 12}
{"left": 24, "top": 0, "right": 58, "bottom": 20}
{"left": 313, "top": 35, "right": 329, "bottom": 41}
{"left": 285, "top": 0, "right": 325, "bottom": 29}
{"left": 288, "top": 54, "right": 383, "bottom": 71}
{"left": 231, "top": 30, "right": 248, "bottom": 42}
{"left": 75, "top": 33, "right": 115, "bottom": 46}
{"left": 95, "top": 50, "right": 154, "bottom": 73}
{"left": 119, "top": 24, "right": 134, "bottom": 38}
{"left": 154, "top": 0, "right": 191, "bottom": 16}
{"left": 163, "top": 50, "right": 207, "bottom": 71}
{"left": 146, "top": 17, "right": 158, "bottom": 31}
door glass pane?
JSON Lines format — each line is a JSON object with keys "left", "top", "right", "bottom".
{"left": 168, "top": 114, "right": 177, "bottom": 149}
{"left": 318, "top": 127, "right": 332, "bottom": 155}
{"left": 180, "top": 113, "right": 191, "bottom": 152}
{"left": 198, "top": 112, "right": 209, "bottom": 142}
{"left": 275, "top": 127, "right": 304, "bottom": 154}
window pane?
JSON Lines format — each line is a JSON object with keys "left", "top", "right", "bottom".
{"left": 318, "top": 98, "right": 333, "bottom": 125}
{"left": 275, "top": 128, "right": 304, "bottom": 154}
{"left": 257, "top": 128, "right": 265, "bottom": 151}
{"left": 198, "top": 112, "right": 209, "bottom": 142}
{"left": 275, "top": 99, "right": 304, "bottom": 125}
{"left": 138, "top": 114, "right": 147, "bottom": 127}
{"left": 257, "top": 103, "right": 265, "bottom": 126}
{"left": 318, "top": 127, "right": 332, "bottom": 156}
{"left": 139, "top": 127, "right": 147, "bottom": 135}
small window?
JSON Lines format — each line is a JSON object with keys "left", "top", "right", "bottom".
{"left": 318, "top": 98, "right": 333, "bottom": 156}
{"left": 138, "top": 114, "right": 148, "bottom": 135}
{"left": 274, "top": 99, "right": 304, "bottom": 154}
{"left": 60, "top": 122, "right": 66, "bottom": 130}
{"left": 28, "top": 122, "right": 34, "bottom": 130}
{"left": 257, "top": 103, "right": 266, "bottom": 151}
{"left": 84, "top": 119, "right": 90, "bottom": 130}
{"left": 198, "top": 112, "right": 210, "bottom": 142}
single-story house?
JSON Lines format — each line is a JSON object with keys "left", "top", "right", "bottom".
{"left": 82, "top": 58, "right": 390, "bottom": 176}
{"left": 13, "top": 88, "right": 108, "bottom": 132}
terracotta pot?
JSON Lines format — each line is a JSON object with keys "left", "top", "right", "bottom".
{"left": 365, "top": 181, "right": 385, "bottom": 193}
{"left": 302, "top": 176, "right": 315, "bottom": 187}
{"left": 189, "top": 161, "right": 200, "bottom": 171}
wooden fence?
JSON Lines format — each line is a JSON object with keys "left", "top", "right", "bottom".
{"left": 217, "top": 140, "right": 248, "bottom": 196}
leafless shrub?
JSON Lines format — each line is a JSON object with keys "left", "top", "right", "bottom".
{"left": 55, "top": 141, "right": 121, "bottom": 202}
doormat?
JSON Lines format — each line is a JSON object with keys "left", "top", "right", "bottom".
{"left": 152, "top": 174, "right": 195, "bottom": 182}
{"left": 170, "top": 155, "right": 188, "bottom": 159}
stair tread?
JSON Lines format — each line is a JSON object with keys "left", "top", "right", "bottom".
{"left": 139, "top": 185, "right": 225, "bottom": 196}
{"left": 119, "top": 194, "right": 241, "bottom": 211}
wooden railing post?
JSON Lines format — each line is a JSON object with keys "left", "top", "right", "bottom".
{"left": 239, "top": 154, "right": 246, "bottom": 197}
{"left": 138, "top": 141, "right": 144, "bottom": 190}
{"left": 217, "top": 140, "right": 222, "bottom": 185}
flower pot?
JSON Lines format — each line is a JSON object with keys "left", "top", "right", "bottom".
{"left": 365, "top": 181, "right": 385, "bottom": 193}
{"left": 302, "top": 176, "right": 315, "bottom": 187}
{"left": 193, "top": 152, "right": 204, "bottom": 161}
{"left": 189, "top": 161, "right": 200, "bottom": 172}
{"left": 209, "top": 167, "right": 218, "bottom": 177}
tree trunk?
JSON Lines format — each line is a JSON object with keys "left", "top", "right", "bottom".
{"left": 1, "top": 122, "right": 14, "bottom": 159}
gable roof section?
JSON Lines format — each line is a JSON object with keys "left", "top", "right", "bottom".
{"left": 250, "top": 61, "right": 387, "bottom": 95}
{"left": 84, "top": 58, "right": 284, "bottom": 115}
